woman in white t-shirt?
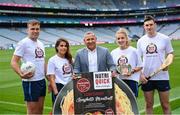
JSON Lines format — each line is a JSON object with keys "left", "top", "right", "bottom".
{"left": 111, "top": 28, "right": 142, "bottom": 97}
{"left": 47, "top": 38, "right": 73, "bottom": 105}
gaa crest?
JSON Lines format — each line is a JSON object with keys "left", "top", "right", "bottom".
{"left": 117, "top": 55, "right": 131, "bottom": 76}
{"left": 35, "top": 47, "right": 44, "bottom": 58}
{"left": 117, "top": 55, "right": 128, "bottom": 65}
{"left": 146, "top": 43, "right": 158, "bottom": 54}
{"left": 62, "top": 63, "right": 72, "bottom": 75}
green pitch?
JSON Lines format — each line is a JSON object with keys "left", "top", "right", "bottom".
{"left": 0, "top": 41, "right": 180, "bottom": 114}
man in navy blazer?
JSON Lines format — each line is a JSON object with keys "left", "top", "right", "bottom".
{"left": 74, "top": 31, "right": 116, "bottom": 73}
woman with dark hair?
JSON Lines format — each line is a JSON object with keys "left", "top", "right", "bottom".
{"left": 47, "top": 38, "right": 73, "bottom": 105}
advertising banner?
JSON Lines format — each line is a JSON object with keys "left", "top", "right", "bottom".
{"left": 73, "top": 71, "right": 115, "bottom": 114}
{"left": 53, "top": 71, "right": 139, "bottom": 115}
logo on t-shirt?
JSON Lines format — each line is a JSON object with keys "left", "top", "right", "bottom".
{"left": 117, "top": 55, "right": 128, "bottom": 65}
{"left": 62, "top": 63, "right": 72, "bottom": 75}
{"left": 146, "top": 43, "right": 158, "bottom": 54}
{"left": 35, "top": 47, "right": 44, "bottom": 58}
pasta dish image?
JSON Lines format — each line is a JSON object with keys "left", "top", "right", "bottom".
{"left": 53, "top": 77, "right": 139, "bottom": 114}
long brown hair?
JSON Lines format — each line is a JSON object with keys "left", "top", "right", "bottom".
{"left": 55, "top": 38, "right": 73, "bottom": 64}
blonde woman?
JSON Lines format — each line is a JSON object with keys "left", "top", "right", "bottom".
{"left": 111, "top": 28, "right": 142, "bottom": 97}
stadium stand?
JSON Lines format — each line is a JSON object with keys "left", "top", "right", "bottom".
{"left": 0, "top": 35, "right": 16, "bottom": 49}
{"left": 1, "top": 0, "right": 179, "bottom": 10}
{"left": 0, "top": 0, "right": 179, "bottom": 49}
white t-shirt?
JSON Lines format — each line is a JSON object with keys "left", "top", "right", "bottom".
{"left": 111, "top": 46, "right": 142, "bottom": 82}
{"left": 47, "top": 55, "right": 72, "bottom": 85}
{"left": 137, "top": 32, "right": 174, "bottom": 80}
{"left": 14, "top": 37, "right": 45, "bottom": 81}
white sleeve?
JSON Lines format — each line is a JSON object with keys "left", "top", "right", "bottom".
{"left": 136, "top": 40, "right": 143, "bottom": 57}
{"left": 165, "top": 38, "right": 174, "bottom": 54}
{"left": 14, "top": 41, "right": 25, "bottom": 57}
{"left": 47, "top": 58, "right": 55, "bottom": 75}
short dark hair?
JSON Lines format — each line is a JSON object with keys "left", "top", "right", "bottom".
{"left": 144, "top": 15, "right": 155, "bottom": 23}
{"left": 84, "top": 31, "right": 96, "bottom": 39}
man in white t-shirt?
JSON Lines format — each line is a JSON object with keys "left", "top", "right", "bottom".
{"left": 11, "top": 19, "right": 46, "bottom": 114}
{"left": 137, "top": 15, "right": 174, "bottom": 114}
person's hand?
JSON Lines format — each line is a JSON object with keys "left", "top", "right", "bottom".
{"left": 162, "top": 66, "right": 169, "bottom": 71}
{"left": 111, "top": 71, "right": 118, "bottom": 77}
{"left": 20, "top": 71, "right": 34, "bottom": 79}
{"left": 72, "top": 73, "right": 81, "bottom": 79}
{"left": 140, "top": 73, "right": 148, "bottom": 84}
{"left": 53, "top": 89, "right": 59, "bottom": 96}
{"left": 123, "top": 73, "right": 131, "bottom": 77}
{"left": 48, "top": 83, "right": 52, "bottom": 93}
